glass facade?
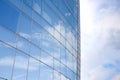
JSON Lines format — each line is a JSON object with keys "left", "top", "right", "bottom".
{"left": 0, "top": 0, "right": 80, "bottom": 80}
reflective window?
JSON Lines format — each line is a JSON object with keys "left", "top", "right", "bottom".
{"left": 28, "top": 58, "right": 40, "bottom": 80}
{"left": 54, "top": 59, "right": 60, "bottom": 72}
{"left": 17, "top": 36, "right": 30, "bottom": 54}
{"left": 9, "top": 0, "right": 23, "bottom": 10}
{"left": 53, "top": 70, "right": 60, "bottom": 80}
{"left": 41, "top": 29, "right": 54, "bottom": 56}
{"left": 67, "top": 68, "right": 74, "bottom": 80}
{"left": 0, "top": 0, "right": 19, "bottom": 32}
{"left": 60, "top": 74, "right": 67, "bottom": 80}
{"left": 61, "top": 64, "right": 67, "bottom": 76}
{"left": 0, "top": 42, "right": 15, "bottom": 80}
{"left": 0, "top": 0, "right": 79, "bottom": 80}
{"left": 31, "top": 22, "right": 41, "bottom": 47}
{"left": 42, "top": 1, "right": 59, "bottom": 25}
{"left": 0, "top": 26, "right": 17, "bottom": 48}
{"left": 33, "top": 0, "right": 42, "bottom": 15}
{"left": 67, "top": 53, "right": 73, "bottom": 70}
{"left": 25, "top": 0, "right": 33, "bottom": 7}
{"left": 12, "top": 51, "right": 28, "bottom": 80}
{"left": 60, "top": 46, "right": 66, "bottom": 65}
{"left": 18, "top": 14, "right": 31, "bottom": 40}
{"left": 53, "top": 41, "right": 60, "bottom": 60}
{"left": 40, "top": 51, "right": 53, "bottom": 67}
{"left": 22, "top": 3, "right": 32, "bottom": 17}
{"left": 40, "top": 63, "right": 53, "bottom": 80}
{"left": 73, "top": 57, "right": 77, "bottom": 73}
{"left": 30, "top": 44, "right": 41, "bottom": 60}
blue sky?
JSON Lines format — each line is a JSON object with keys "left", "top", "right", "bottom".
{"left": 81, "top": 0, "right": 120, "bottom": 80}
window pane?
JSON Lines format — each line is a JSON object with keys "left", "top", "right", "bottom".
{"left": 53, "top": 41, "right": 61, "bottom": 60}
{"left": 22, "top": 3, "right": 32, "bottom": 17}
{"left": 0, "top": 42, "right": 15, "bottom": 80}
{"left": 28, "top": 58, "right": 40, "bottom": 80}
{"left": 12, "top": 51, "right": 28, "bottom": 80}
{"left": 30, "top": 44, "right": 41, "bottom": 60}
{"left": 18, "top": 14, "right": 31, "bottom": 40}
{"left": 67, "top": 68, "right": 74, "bottom": 80}
{"left": 9, "top": 0, "right": 22, "bottom": 10}
{"left": 40, "top": 51, "right": 53, "bottom": 67}
{"left": 17, "top": 36, "right": 30, "bottom": 54}
{"left": 60, "top": 74, "right": 67, "bottom": 80}
{"left": 60, "top": 46, "right": 66, "bottom": 65}
{"left": 61, "top": 64, "right": 67, "bottom": 77}
{"left": 0, "top": 0, "right": 19, "bottom": 32}
{"left": 33, "top": 0, "right": 42, "bottom": 15}
{"left": 0, "top": 26, "right": 17, "bottom": 48}
{"left": 54, "top": 70, "right": 60, "bottom": 80}
{"left": 40, "top": 63, "right": 53, "bottom": 80}
{"left": 42, "top": 1, "right": 59, "bottom": 25}
{"left": 25, "top": 0, "right": 33, "bottom": 7}
{"left": 54, "top": 59, "right": 60, "bottom": 72}
{"left": 31, "top": 22, "right": 41, "bottom": 47}
{"left": 41, "top": 29, "right": 54, "bottom": 56}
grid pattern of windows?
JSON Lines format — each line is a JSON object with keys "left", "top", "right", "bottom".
{"left": 0, "top": 0, "right": 80, "bottom": 80}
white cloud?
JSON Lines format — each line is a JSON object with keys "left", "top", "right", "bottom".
{"left": 65, "top": 13, "right": 71, "bottom": 16}
{"left": 81, "top": 0, "right": 120, "bottom": 80}
{"left": 0, "top": 56, "right": 38, "bottom": 70}
{"left": 19, "top": 32, "right": 31, "bottom": 39}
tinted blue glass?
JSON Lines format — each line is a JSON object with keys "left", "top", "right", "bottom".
{"left": 12, "top": 51, "right": 28, "bottom": 80}
{"left": 33, "top": 0, "right": 42, "bottom": 15}
{"left": 0, "top": 0, "right": 19, "bottom": 31}
{"left": 25, "top": 0, "right": 33, "bottom": 6}
{"left": 0, "top": 0, "right": 79, "bottom": 80}
{"left": 53, "top": 70, "right": 60, "bottom": 80}
{"left": 31, "top": 22, "right": 41, "bottom": 47}
{"left": 18, "top": 14, "right": 31, "bottom": 40}
{"left": 40, "top": 63, "right": 53, "bottom": 80}
{"left": 42, "top": 1, "right": 59, "bottom": 25}
{"left": 28, "top": 58, "right": 40, "bottom": 80}
{"left": 0, "top": 42, "right": 15, "bottom": 80}
{"left": 40, "top": 51, "right": 53, "bottom": 67}
{"left": 61, "top": 64, "right": 67, "bottom": 76}
{"left": 17, "top": 36, "right": 30, "bottom": 54}
{"left": 30, "top": 44, "right": 41, "bottom": 60}
{"left": 0, "top": 26, "right": 17, "bottom": 47}
{"left": 54, "top": 60, "right": 60, "bottom": 72}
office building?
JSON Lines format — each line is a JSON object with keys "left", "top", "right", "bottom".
{"left": 0, "top": 0, "right": 80, "bottom": 80}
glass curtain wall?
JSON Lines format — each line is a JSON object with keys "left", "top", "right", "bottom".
{"left": 0, "top": 0, "right": 80, "bottom": 80}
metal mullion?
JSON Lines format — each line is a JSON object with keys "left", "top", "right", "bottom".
{"left": 11, "top": 5, "right": 23, "bottom": 79}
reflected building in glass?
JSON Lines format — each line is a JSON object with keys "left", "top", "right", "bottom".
{"left": 0, "top": 0, "right": 80, "bottom": 80}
